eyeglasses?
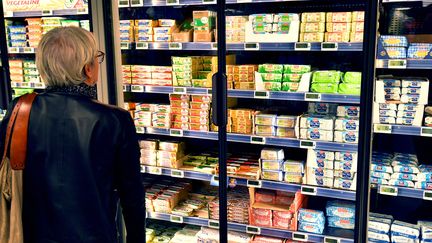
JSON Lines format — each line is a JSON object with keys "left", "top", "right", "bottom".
{"left": 96, "top": 50, "right": 105, "bottom": 64}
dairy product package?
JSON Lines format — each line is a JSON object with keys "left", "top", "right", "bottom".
{"left": 333, "top": 176, "right": 357, "bottom": 190}
{"left": 369, "top": 216, "right": 392, "bottom": 234}
{"left": 261, "top": 148, "right": 285, "bottom": 160}
{"left": 298, "top": 221, "right": 325, "bottom": 234}
{"left": 326, "top": 200, "right": 356, "bottom": 218}
{"left": 307, "top": 167, "right": 334, "bottom": 178}
{"left": 276, "top": 127, "right": 296, "bottom": 138}
{"left": 389, "top": 179, "right": 415, "bottom": 188}
{"left": 284, "top": 173, "right": 303, "bottom": 183}
{"left": 300, "top": 128, "right": 334, "bottom": 141}
{"left": 401, "top": 78, "right": 428, "bottom": 88}
{"left": 301, "top": 12, "right": 326, "bottom": 23}
{"left": 398, "top": 104, "right": 420, "bottom": 112}
{"left": 307, "top": 174, "right": 333, "bottom": 187}
{"left": 418, "top": 221, "right": 432, "bottom": 239}
{"left": 391, "top": 173, "right": 418, "bottom": 181}
{"left": 255, "top": 114, "right": 277, "bottom": 126}
{"left": 328, "top": 216, "right": 355, "bottom": 229}
{"left": 298, "top": 209, "right": 325, "bottom": 224}
{"left": 308, "top": 158, "right": 334, "bottom": 169}
{"left": 391, "top": 220, "right": 420, "bottom": 240}
{"left": 301, "top": 22, "right": 325, "bottom": 32}
{"left": 283, "top": 160, "right": 304, "bottom": 173}
{"left": 258, "top": 64, "right": 284, "bottom": 74}
{"left": 334, "top": 161, "right": 357, "bottom": 172}
{"left": 312, "top": 71, "right": 343, "bottom": 83}
{"left": 335, "top": 152, "right": 358, "bottom": 162}
{"left": 308, "top": 103, "right": 338, "bottom": 115}
{"left": 299, "top": 115, "right": 335, "bottom": 130}
{"left": 380, "top": 103, "right": 398, "bottom": 110}
{"left": 334, "top": 131, "right": 359, "bottom": 143}
{"left": 308, "top": 149, "right": 335, "bottom": 161}
{"left": 335, "top": 118, "right": 359, "bottom": 131}
{"left": 371, "top": 164, "right": 393, "bottom": 173}
{"left": 393, "top": 165, "right": 420, "bottom": 174}
{"left": 337, "top": 106, "right": 360, "bottom": 118}
{"left": 370, "top": 172, "right": 391, "bottom": 180}
{"left": 380, "top": 110, "right": 397, "bottom": 118}
{"left": 276, "top": 116, "right": 297, "bottom": 128}
{"left": 261, "top": 160, "right": 284, "bottom": 171}
{"left": 368, "top": 231, "right": 391, "bottom": 242}
{"left": 261, "top": 170, "right": 284, "bottom": 181}
{"left": 381, "top": 35, "right": 409, "bottom": 47}
{"left": 334, "top": 170, "right": 356, "bottom": 179}
{"left": 415, "top": 181, "right": 432, "bottom": 189}
{"left": 370, "top": 178, "right": 389, "bottom": 185}
{"left": 326, "top": 12, "right": 352, "bottom": 23}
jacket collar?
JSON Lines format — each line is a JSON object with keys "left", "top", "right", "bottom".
{"left": 45, "top": 83, "right": 97, "bottom": 99}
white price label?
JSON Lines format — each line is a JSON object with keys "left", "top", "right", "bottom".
{"left": 304, "top": 93, "right": 321, "bottom": 101}
{"left": 136, "top": 126, "right": 145, "bottom": 134}
{"left": 301, "top": 185, "right": 318, "bottom": 196}
{"left": 292, "top": 232, "right": 309, "bottom": 242}
{"left": 211, "top": 43, "right": 218, "bottom": 50}
{"left": 388, "top": 59, "right": 407, "bottom": 69}
{"left": 130, "top": 0, "right": 144, "bottom": 6}
{"left": 170, "top": 215, "right": 184, "bottom": 223}
{"left": 173, "top": 87, "right": 187, "bottom": 94}
{"left": 42, "top": 10, "right": 53, "bottom": 16}
{"left": 244, "top": 43, "right": 260, "bottom": 51}
{"left": 77, "top": 8, "right": 88, "bottom": 14}
{"left": 247, "top": 180, "right": 262, "bottom": 188}
{"left": 136, "top": 42, "right": 149, "bottom": 49}
{"left": 169, "top": 42, "right": 183, "bottom": 50}
{"left": 374, "top": 124, "right": 392, "bottom": 134}
{"left": 424, "top": 190, "right": 432, "bottom": 201}
{"left": 4, "top": 11, "right": 13, "bottom": 17}
{"left": 421, "top": 127, "right": 432, "bottom": 137}
{"left": 295, "top": 42, "right": 311, "bottom": 51}
{"left": 11, "top": 82, "right": 18, "bottom": 88}
{"left": 131, "top": 85, "right": 145, "bottom": 92}
{"left": 379, "top": 185, "right": 398, "bottom": 196}
{"left": 123, "top": 85, "right": 128, "bottom": 92}
{"left": 9, "top": 47, "right": 19, "bottom": 53}
{"left": 33, "top": 83, "right": 45, "bottom": 88}
{"left": 202, "top": 0, "right": 216, "bottom": 4}
{"left": 324, "top": 237, "right": 341, "bottom": 243}
{"left": 250, "top": 136, "right": 266, "bottom": 145}
{"left": 170, "top": 129, "right": 184, "bottom": 137}
{"left": 299, "top": 140, "right": 316, "bottom": 149}
{"left": 321, "top": 42, "right": 338, "bottom": 51}
{"left": 21, "top": 83, "right": 31, "bottom": 88}
{"left": 254, "top": 91, "right": 269, "bottom": 99}
{"left": 210, "top": 175, "right": 219, "bottom": 187}
{"left": 118, "top": 0, "right": 130, "bottom": 7}
{"left": 23, "top": 47, "right": 34, "bottom": 53}
{"left": 246, "top": 226, "right": 261, "bottom": 234}
{"left": 166, "top": 0, "right": 180, "bottom": 5}
{"left": 170, "top": 169, "right": 184, "bottom": 178}
{"left": 147, "top": 166, "right": 162, "bottom": 175}
{"left": 208, "top": 220, "right": 220, "bottom": 229}
{"left": 140, "top": 165, "right": 146, "bottom": 173}
{"left": 120, "top": 42, "right": 130, "bottom": 50}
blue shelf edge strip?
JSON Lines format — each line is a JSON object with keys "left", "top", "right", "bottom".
{"left": 146, "top": 212, "right": 354, "bottom": 243}
{"left": 5, "top": 8, "right": 88, "bottom": 17}
{"left": 374, "top": 124, "right": 432, "bottom": 137}
{"left": 124, "top": 85, "right": 361, "bottom": 104}
{"left": 141, "top": 165, "right": 357, "bottom": 201}
{"left": 374, "top": 184, "right": 432, "bottom": 201}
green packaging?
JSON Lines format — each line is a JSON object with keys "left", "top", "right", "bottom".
{"left": 310, "top": 83, "right": 339, "bottom": 93}
{"left": 282, "top": 82, "right": 300, "bottom": 91}
{"left": 263, "top": 82, "right": 282, "bottom": 91}
{"left": 261, "top": 73, "right": 283, "bottom": 82}
{"left": 284, "top": 65, "right": 311, "bottom": 74}
{"left": 258, "top": 64, "right": 284, "bottom": 74}
{"left": 312, "top": 71, "right": 343, "bottom": 83}
{"left": 343, "top": 72, "right": 362, "bottom": 84}
{"left": 338, "top": 83, "right": 361, "bottom": 95}
{"left": 283, "top": 73, "right": 302, "bottom": 82}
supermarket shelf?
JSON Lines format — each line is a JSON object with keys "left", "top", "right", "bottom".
{"left": 141, "top": 165, "right": 356, "bottom": 200}
{"left": 376, "top": 59, "right": 432, "bottom": 69}
{"left": 146, "top": 212, "right": 354, "bottom": 243}
{"left": 138, "top": 127, "right": 359, "bottom": 152}
{"left": 121, "top": 0, "right": 354, "bottom": 7}
{"left": 373, "top": 124, "right": 432, "bottom": 137}
{"left": 3, "top": 8, "right": 89, "bottom": 18}
{"left": 121, "top": 42, "right": 363, "bottom": 52}
{"left": 11, "top": 82, "right": 45, "bottom": 89}
{"left": 124, "top": 85, "right": 360, "bottom": 104}
{"left": 8, "top": 47, "right": 36, "bottom": 54}
{"left": 374, "top": 184, "right": 432, "bottom": 201}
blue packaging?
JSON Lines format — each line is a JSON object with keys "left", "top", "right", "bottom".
{"left": 415, "top": 181, "right": 432, "bottom": 190}
{"left": 391, "top": 173, "right": 418, "bottom": 181}
{"left": 371, "top": 171, "right": 391, "bottom": 180}
{"left": 372, "top": 164, "right": 394, "bottom": 173}
{"left": 298, "top": 221, "right": 324, "bottom": 234}
{"left": 384, "top": 47, "right": 407, "bottom": 59}
{"left": 370, "top": 178, "right": 389, "bottom": 185}
{"left": 369, "top": 217, "right": 392, "bottom": 234}
{"left": 327, "top": 216, "right": 355, "bottom": 229}
{"left": 381, "top": 79, "right": 401, "bottom": 87}
{"left": 393, "top": 165, "right": 419, "bottom": 174}
{"left": 326, "top": 200, "right": 356, "bottom": 218}
{"left": 391, "top": 221, "right": 420, "bottom": 239}
{"left": 368, "top": 231, "right": 390, "bottom": 242}
{"left": 370, "top": 212, "right": 394, "bottom": 221}
{"left": 334, "top": 161, "right": 357, "bottom": 172}
{"left": 417, "top": 173, "right": 432, "bottom": 182}
{"left": 381, "top": 35, "right": 409, "bottom": 47}
{"left": 408, "top": 44, "right": 432, "bottom": 59}
{"left": 389, "top": 179, "right": 415, "bottom": 188}
{"left": 298, "top": 209, "right": 325, "bottom": 224}
{"left": 334, "top": 152, "right": 358, "bottom": 162}
{"left": 418, "top": 220, "right": 432, "bottom": 239}
{"left": 334, "top": 170, "right": 356, "bottom": 179}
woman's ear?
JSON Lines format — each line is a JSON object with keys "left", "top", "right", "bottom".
{"left": 84, "top": 63, "right": 94, "bottom": 85}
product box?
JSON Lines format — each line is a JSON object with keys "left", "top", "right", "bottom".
{"left": 194, "top": 30, "right": 214, "bottom": 42}
{"left": 172, "top": 29, "right": 193, "bottom": 42}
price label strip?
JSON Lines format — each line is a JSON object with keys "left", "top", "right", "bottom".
{"left": 250, "top": 136, "right": 266, "bottom": 145}
{"left": 202, "top": 0, "right": 217, "bottom": 4}
{"left": 374, "top": 124, "right": 392, "bottom": 134}
{"left": 118, "top": 0, "right": 130, "bottom": 7}
{"left": 210, "top": 175, "right": 220, "bottom": 187}
{"left": 166, "top": 0, "right": 180, "bottom": 5}
{"left": 292, "top": 232, "right": 309, "bottom": 242}
{"left": 254, "top": 91, "right": 269, "bottom": 99}
{"left": 423, "top": 190, "right": 432, "bottom": 201}
{"left": 130, "top": 0, "right": 144, "bottom": 6}
{"left": 9, "top": 47, "right": 19, "bottom": 53}
{"left": 136, "top": 126, "right": 145, "bottom": 134}
{"left": 208, "top": 220, "right": 220, "bottom": 229}
{"left": 131, "top": 85, "right": 145, "bottom": 92}
{"left": 42, "top": 10, "right": 53, "bottom": 16}
{"left": 246, "top": 226, "right": 261, "bottom": 234}
{"left": 173, "top": 87, "right": 187, "bottom": 94}
{"left": 301, "top": 185, "right": 318, "bottom": 196}
{"left": 170, "top": 129, "right": 184, "bottom": 137}
{"left": 170, "top": 215, "right": 184, "bottom": 224}
{"left": 321, "top": 42, "right": 338, "bottom": 51}
{"left": 170, "top": 169, "right": 185, "bottom": 178}
{"left": 140, "top": 165, "right": 146, "bottom": 173}
{"left": 120, "top": 42, "right": 130, "bottom": 50}
{"left": 147, "top": 166, "right": 162, "bottom": 175}
{"left": 23, "top": 47, "right": 34, "bottom": 53}
{"left": 388, "top": 59, "right": 407, "bottom": 69}
{"left": 136, "top": 42, "right": 149, "bottom": 50}
{"left": 304, "top": 93, "right": 321, "bottom": 102}
{"left": 211, "top": 43, "right": 218, "bottom": 50}
{"left": 169, "top": 42, "right": 183, "bottom": 50}
{"left": 247, "top": 180, "right": 262, "bottom": 188}
{"left": 379, "top": 185, "right": 398, "bottom": 196}
{"left": 77, "top": 8, "right": 88, "bottom": 14}
{"left": 244, "top": 43, "right": 260, "bottom": 51}
{"left": 324, "top": 237, "right": 341, "bottom": 243}
{"left": 4, "top": 11, "right": 13, "bottom": 17}
{"left": 295, "top": 42, "right": 312, "bottom": 51}
{"left": 300, "top": 140, "right": 316, "bottom": 149}
{"left": 421, "top": 127, "right": 432, "bottom": 137}
{"left": 123, "top": 85, "right": 128, "bottom": 92}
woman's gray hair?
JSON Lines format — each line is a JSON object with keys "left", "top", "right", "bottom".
{"left": 36, "top": 27, "right": 97, "bottom": 87}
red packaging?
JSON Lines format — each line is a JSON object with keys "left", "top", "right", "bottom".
{"left": 251, "top": 235, "right": 284, "bottom": 243}
{"left": 191, "top": 95, "right": 211, "bottom": 103}
{"left": 251, "top": 208, "right": 272, "bottom": 217}
{"left": 255, "top": 190, "right": 276, "bottom": 204}
{"left": 275, "top": 195, "right": 294, "bottom": 206}
{"left": 250, "top": 209, "right": 272, "bottom": 227}
{"left": 273, "top": 210, "right": 293, "bottom": 220}
{"left": 272, "top": 215, "right": 290, "bottom": 229}
{"left": 276, "top": 191, "right": 295, "bottom": 197}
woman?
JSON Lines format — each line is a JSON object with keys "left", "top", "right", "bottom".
{"left": 0, "top": 27, "right": 145, "bottom": 242}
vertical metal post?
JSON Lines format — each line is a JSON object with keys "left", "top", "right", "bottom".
{"left": 0, "top": 2, "right": 12, "bottom": 108}
{"left": 216, "top": 0, "right": 228, "bottom": 241}
{"left": 355, "top": 0, "right": 379, "bottom": 242}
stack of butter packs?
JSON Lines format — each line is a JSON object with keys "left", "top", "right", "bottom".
{"left": 370, "top": 152, "right": 424, "bottom": 188}
{"left": 368, "top": 213, "right": 393, "bottom": 242}
{"left": 226, "top": 16, "right": 248, "bottom": 43}
{"left": 260, "top": 148, "right": 304, "bottom": 184}
{"left": 376, "top": 76, "right": 429, "bottom": 126}
{"left": 250, "top": 13, "right": 298, "bottom": 34}
{"left": 300, "top": 12, "right": 364, "bottom": 42}
{"left": 193, "top": 11, "right": 216, "bottom": 42}
{"left": 226, "top": 64, "right": 257, "bottom": 90}
{"left": 258, "top": 64, "right": 311, "bottom": 92}
{"left": 133, "top": 103, "right": 171, "bottom": 129}
{"left": 119, "top": 20, "right": 134, "bottom": 43}
{"left": 326, "top": 200, "right": 355, "bottom": 230}
{"left": 145, "top": 180, "right": 192, "bottom": 214}
{"left": 228, "top": 108, "right": 255, "bottom": 134}
{"left": 298, "top": 208, "right": 325, "bottom": 234}
{"left": 9, "top": 59, "right": 40, "bottom": 84}
{"left": 306, "top": 149, "right": 358, "bottom": 191}
{"left": 181, "top": 152, "right": 219, "bottom": 175}
{"left": 146, "top": 220, "right": 188, "bottom": 243}
{"left": 25, "top": 18, "right": 43, "bottom": 48}
{"left": 209, "top": 187, "right": 250, "bottom": 224}
{"left": 310, "top": 71, "right": 362, "bottom": 95}
{"left": 379, "top": 35, "right": 409, "bottom": 59}
{"left": 254, "top": 113, "right": 297, "bottom": 138}
{"left": 172, "top": 56, "right": 220, "bottom": 88}
{"left": 6, "top": 22, "right": 27, "bottom": 47}
{"left": 196, "top": 227, "right": 252, "bottom": 243}
{"left": 121, "top": 65, "right": 172, "bottom": 86}
{"left": 139, "top": 139, "right": 185, "bottom": 169}
{"left": 170, "top": 94, "right": 212, "bottom": 131}
{"left": 299, "top": 102, "right": 361, "bottom": 144}
{"left": 138, "top": 19, "right": 177, "bottom": 42}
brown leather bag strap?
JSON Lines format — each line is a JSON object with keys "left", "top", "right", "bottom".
{"left": 1, "top": 96, "right": 26, "bottom": 164}
{"left": 10, "top": 93, "right": 38, "bottom": 170}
